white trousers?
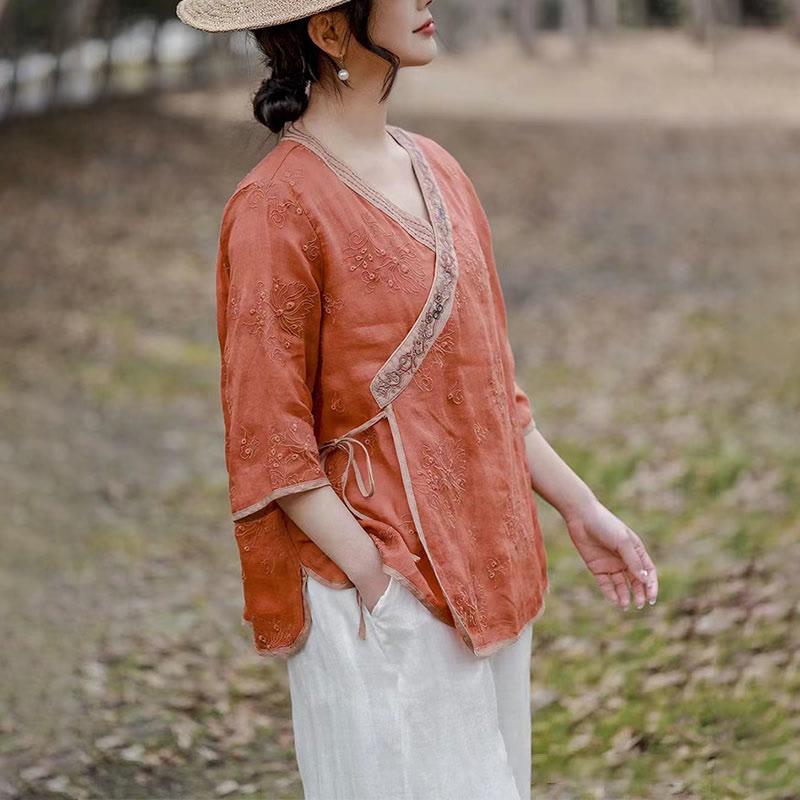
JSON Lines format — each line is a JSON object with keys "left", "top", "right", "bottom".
{"left": 286, "top": 573, "right": 534, "bottom": 800}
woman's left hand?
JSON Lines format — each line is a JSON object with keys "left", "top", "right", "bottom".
{"left": 563, "top": 499, "right": 658, "bottom": 610}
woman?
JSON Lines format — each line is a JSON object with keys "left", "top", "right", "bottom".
{"left": 176, "top": 2, "right": 660, "bottom": 798}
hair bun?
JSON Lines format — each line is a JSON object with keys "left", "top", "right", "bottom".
{"left": 253, "top": 71, "right": 309, "bottom": 133}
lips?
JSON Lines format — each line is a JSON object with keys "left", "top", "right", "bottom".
{"left": 414, "top": 17, "right": 434, "bottom": 32}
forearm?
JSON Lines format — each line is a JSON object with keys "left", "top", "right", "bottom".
{"left": 275, "top": 484, "right": 383, "bottom": 584}
{"left": 523, "top": 426, "right": 597, "bottom": 522}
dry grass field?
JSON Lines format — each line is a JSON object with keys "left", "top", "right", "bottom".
{"left": 1, "top": 30, "right": 798, "bottom": 800}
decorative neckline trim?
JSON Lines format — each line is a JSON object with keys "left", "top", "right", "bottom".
{"left": 367, "top": 125, "right": 460, "bottom": 408}
{"left": 282, "top": 119, "right": 436, "bottom": 252}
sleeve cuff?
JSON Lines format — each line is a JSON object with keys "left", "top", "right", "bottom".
{"left": 232, "top": 476, "right": 331, "bottom": 522}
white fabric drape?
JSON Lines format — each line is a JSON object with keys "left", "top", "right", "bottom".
{"left": 287, "top": 574, "right": 534, "bottom": 800}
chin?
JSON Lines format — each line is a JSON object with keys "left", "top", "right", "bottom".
{"left": 400, "top": 45, "right": 438, "bottom": 68}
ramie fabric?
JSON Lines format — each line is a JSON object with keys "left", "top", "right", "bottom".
{"left": 216, "top": 117, "right": 549, "bottom": 658}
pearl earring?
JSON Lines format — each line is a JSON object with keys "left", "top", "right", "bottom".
{"left": 337, "top": 57, "right": 349, "bottom": 81}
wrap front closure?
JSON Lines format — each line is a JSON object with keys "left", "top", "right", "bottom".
{"left": 315, "top": 401, "right": 473, "bottom": 651}
{"left": 292, "top": 122, "right": 470, "bottom": 646}
{"left": 317, "top": 408, "right": 388, "bottom": 641}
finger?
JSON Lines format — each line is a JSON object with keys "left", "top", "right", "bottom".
{"left": 595, "top": 572, "right": 620, "bottom": 605}
{"left": 635, "top": 542, "right": 658, "bottom": 603}
{"left": 625, "top": 570, "right": 647, "bottom": 609}
{"left": 610, "top": 571, "right": 630, "bottom": 610}
{"left": 640, "top": 555, "right": 658, "bottom": 604}
{"left": 642, "top": 564, "right": 658, "bottom": 604}
{"left": 623, "top": 528, "right": 659, "bottom": 604}
{"left": 618, "top": 526, "right": 646, "bottom": 579}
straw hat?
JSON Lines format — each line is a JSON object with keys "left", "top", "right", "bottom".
{"left": 176, "top": 0, "right": 352, "bottom": 33}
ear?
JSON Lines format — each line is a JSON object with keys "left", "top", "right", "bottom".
{"left": 306, "top": 11, "right": 348, "bottom": 59}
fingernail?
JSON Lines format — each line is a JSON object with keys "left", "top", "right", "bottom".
{"left": 649, "top": 598, "right": 656, "bottom": 605}
{"left": 637, "top": 603, "right": 644, "bottom": 610}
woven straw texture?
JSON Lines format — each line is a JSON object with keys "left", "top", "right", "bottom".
{"left": 176, "top": 0, "right": 352, "bottom": 32}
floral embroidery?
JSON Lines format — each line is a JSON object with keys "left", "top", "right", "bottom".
{"left": 447, "top": 380, "right": 464, "bottom": 405}
{"left": 362, "top": 427, "right": 378, "bottom": 452}
{"left": 264, "top": 419, "right": 323, "bottom": 488}
{"left": 502, "top": 488, "right": 525, "bottom": 552}
{"left": 280, "top": 167, "right": 303, "bottom": 187}
{"left": 485, "top": 554, "right": 509, "bottom": 589}
{"left": 341, "top": 220, "right": 426, "bottom": 295}
{"left": 370, "top": 127, "right": 459, "bottom": 407}
{"left": 453, "top": 285, "right": 465, "bottom": 317}
{"left": 234, "top": 518, "right": 262, "bottom": 544}
{"left": 410, "top": 320, "right": 457, "bottom": 393}
{"left": 416, "top": 438, "right": 467, "bottom": 527}
{"left": 267, "top": 277, "right": 315, "bottom": 338}
{"left": 343, "top": 229, "right": 376, "bottom": 272}
{"left": 259, "top": 540, "right": 290, "bottom": 576}
{"left": 322, "top": 447, "right": 347, "bottom": 494}
{"left": 459, "top": 229, "right": 489, "bottom": 297}
{"left": 398, "top": 512, "right": 418, "bottom": 540}
{"left": 235, "top": 515, "right": 291, "bottom": 579}
{"left": 229, "top": 285, "right": 242, "bottom": 320}
{"left": 322, "top": 292, "right": 344, "bottom": 321}
{"left": 330, "top": 391, "right": 345, "bottom": 413}
{"left": 429, "top": 329, "right": 457, "bottom": 368}
{"left": 238, "top": 425, "right": 260, "bottom": 460}
{"left": 302, "top": 234, "right": 321, "bottom": 261}
{"left": 412, "top": 369, "right": 434, "bottom": 393}
{"left": 488, "top": 349, "right": 511, "bottom": 428}
{"left": 255, "top": 622, "right": 295, "bottom": 651}
{"left": 243, "top": 276, "right": 315, "bottom": 363}
{"left": 247, "top": 182, "right": 305, "bottom": 228}
{"left": 363, "top": 213, "right": 395, "bottom": 241}
{"left": 452, "top": 584, "right": 488, "bottom": 631}
{"left": 473, "top": 421, "right": 489, "bottom": 444}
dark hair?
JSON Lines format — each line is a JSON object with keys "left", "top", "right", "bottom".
{"left": 250, "top": 0, "right": 399, "bottom": 133}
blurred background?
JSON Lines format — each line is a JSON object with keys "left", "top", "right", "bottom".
{"left": 1, "top": 1, "right": 799, "bottom": 798}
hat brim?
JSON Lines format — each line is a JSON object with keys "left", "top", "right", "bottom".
{"left": 176, "top": 0, "right": 352, "bottom": 33}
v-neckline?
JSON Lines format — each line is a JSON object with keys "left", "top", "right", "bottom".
{"left": 281, "top": 118, "right": 436, "bottom": 252}
{"left": 282, "top": 118, "right": 460, "bottom": 409}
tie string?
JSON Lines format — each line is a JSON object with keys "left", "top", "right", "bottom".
{"left": 319, "top": 433, "right": 380, "bottom": 641}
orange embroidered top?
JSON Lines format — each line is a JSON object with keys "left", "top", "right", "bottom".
{"left": 216, "top": 117, "right": 549, "bottom": 659}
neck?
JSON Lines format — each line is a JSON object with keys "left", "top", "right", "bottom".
{"left": 297, "top": 72, "right": 393, "bottom": 155}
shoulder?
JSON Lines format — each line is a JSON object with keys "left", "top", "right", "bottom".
{"left": 218, "top": 143, "right": 326, "bottom": 287}
{"left": 221, "top": 139, "right": 337, "bottom": 235}
{"left": 221, "top": 141, "right": 325, "bottom": 231}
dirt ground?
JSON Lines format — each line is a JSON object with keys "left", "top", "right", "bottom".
{"left": 1, "top": 30, "right": 799, "bottom": 800}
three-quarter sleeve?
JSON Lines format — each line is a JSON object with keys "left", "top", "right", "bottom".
{"left": 216, "top": 181, "right": 331, "bottom": 522}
